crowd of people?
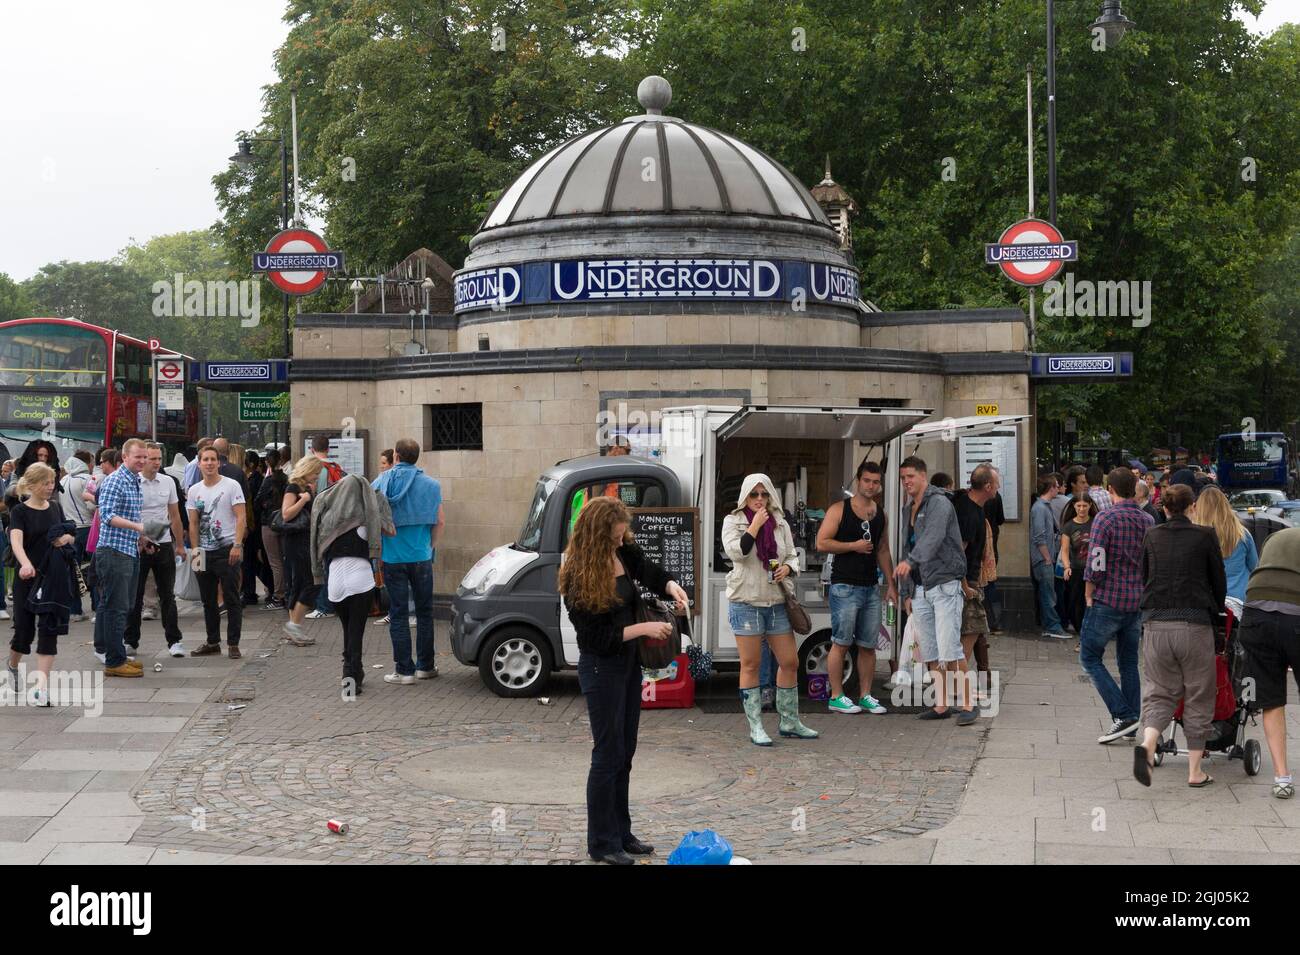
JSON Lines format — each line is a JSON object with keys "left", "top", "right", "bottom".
{"left": 2, "top": 432, "right": 443, "bottom": 702}
{"left": 1029, "top": 463, "right": 1294, "bottom": 801}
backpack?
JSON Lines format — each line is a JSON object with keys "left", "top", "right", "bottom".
{"left": 323, "top": 461, "right": 345, "bottom": 486}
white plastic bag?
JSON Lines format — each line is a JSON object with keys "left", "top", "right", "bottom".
{"left": 174, "top": 555, "right": 201, "bottom": 602}
{"left": 894, "top": 614, "right": 919, "bottom": 685}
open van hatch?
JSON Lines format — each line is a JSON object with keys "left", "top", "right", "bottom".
{"left": 714, "top": 405, "right": 931, "bottom": 444}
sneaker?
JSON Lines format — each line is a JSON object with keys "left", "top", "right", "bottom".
{"left": 917, "top": 708, "right": 951, "bottom": 720}
{"left": 94, "top": 651, "right": 107, "bottom": 665}
{"left": 1043, "top": 630, "right": 1071, "bottom": 640}
{"left": 141, "top": 609, "right": 156, "bottom": 620}
{"left": 190, "top": 642, "right": 222, "bottom": 657}
{"left": 415, "top": 668, "right": 439, "bottom": 679}
{"left": 1098, "top": 717, "right": 1140, "bottom": 744}
{"left": 105, "top": 664, "right": 142, "bottom": 678}
{"left": 956, "top": 707, "right": 978, "bottom": 726}
{"left": 217, "top": 605, "right": 227, "bottom": 616}
{"left": 883, "top": 675, "right": 899, "bottom": 690}
{"left": 0, "top": 609, "right": 9, "bottom": 620}
{"left": 827, "top": 694, "right": 862, "bottom": 714}
{"left": 282, "top": 621, "right": 315, "bottom": 646}
{"left": 29, "top": 687, "right": 51, "bottom": 708}
{"left": 372, "top": 614, "right": 390, "bottom": 626}
{"left": 263, "top": 599, "right": 286, "bottom": 611}
{"left": 857, "top": 694, "right": 888, "bottom": 715}
{"left": 384, "top": 673, "right": 416, "bottom": 685}
{"left": 70, "top": 614, "right": 89, "bottom": 623}
{"left": 305, "top": 609, "right": 333, "bottom": 620}
{"left": 168, "top": 643, "right": 186, "bottom": 658}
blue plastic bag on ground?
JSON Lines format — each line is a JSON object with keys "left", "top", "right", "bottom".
{"left": 667, "top": 829, "right": 734, "bottom": 865}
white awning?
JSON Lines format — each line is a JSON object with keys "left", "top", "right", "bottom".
{"left": 716, "top": 405, "right": 932, "bottom": 444}
{"left": 904, "top": 413, "right": 1030, "bottom": 446}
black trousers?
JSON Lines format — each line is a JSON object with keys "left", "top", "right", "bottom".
{"left": 335, "top": 588, "right": 374, "bottom": 683}
{"left": 241, "top": 524, "right": 273, "bottom": 602}
{"left": 1064, "top": 570, "right": 1088, "bottom": 633}
{"left": 10, "top": 575, "right": 60, "bottom": 656}
{"left": 126, "top": 541, "right": 182, "bottom": 647}
{"left": 577, "top": 644, "right": 642, "bottom": 856}
{"left": 283, "top": 533, "right": 318, "bottom": 609}
{"left": 196, "top": 546, "right": 242, "bottom": 646}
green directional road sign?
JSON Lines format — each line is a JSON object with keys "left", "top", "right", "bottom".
{"left": 238, "top": 392, "right": 290, "bottom": 422}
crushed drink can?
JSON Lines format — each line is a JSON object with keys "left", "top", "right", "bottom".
{"left": 153, "top": 663, "right": 163, "bottom": 672}
{"left": 327, "top": 819, "right": 348, "bottom": 834}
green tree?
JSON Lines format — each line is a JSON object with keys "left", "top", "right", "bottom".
{"left": 0, "top": 273, "right": 35, "bottom": 323}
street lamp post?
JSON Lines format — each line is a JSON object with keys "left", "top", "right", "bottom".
{"left": 1046, "top": 1, "right": 1136, "bottom": 225}
{"left": 230, "top": 132, "right": 293, "bottom": 453}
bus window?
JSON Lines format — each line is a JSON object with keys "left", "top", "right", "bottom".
{"left": 0, "top": 324, "right": 107, "bottom": 388}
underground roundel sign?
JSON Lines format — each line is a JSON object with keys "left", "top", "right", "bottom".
{"left": 253, "top": 229, "right": 345, "bottom": 296}
{"left": 984, "top": 218, "right": 1077, "bottom": 287}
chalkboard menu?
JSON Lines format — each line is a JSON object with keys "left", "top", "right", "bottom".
{"left": 630, "top": 507, "right": 700, "bottom": 606}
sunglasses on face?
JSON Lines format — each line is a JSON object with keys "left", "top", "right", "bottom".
{"left": 748, "top": 491, "right": 770, "bottom": 499}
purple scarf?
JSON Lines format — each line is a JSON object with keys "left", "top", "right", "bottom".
{"left": 743, "top": 507, "right": 780, "bottom": 565}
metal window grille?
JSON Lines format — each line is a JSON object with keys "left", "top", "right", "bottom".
{"left": 424, "top": 402, "right": 483, "bottom": 451}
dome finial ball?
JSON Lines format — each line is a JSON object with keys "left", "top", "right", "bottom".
{"left": 637, "top": 75, "right": 672, "bottom": 115}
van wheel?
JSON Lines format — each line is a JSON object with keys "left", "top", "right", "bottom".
{"left": 797, "top": 630, "right": 855, "bottom": 697}
{"left": 479, "top": 628, "right": 552, "bottom": 698}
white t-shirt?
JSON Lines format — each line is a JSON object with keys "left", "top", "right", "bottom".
{"left": 328, "top": 525, "right": 373, "bottom": 602}
{"left": 138, "top": 472, "right": 178, "bottom": 543}
{"left": 186, "top": 476, "right": 245, "bottom": 550}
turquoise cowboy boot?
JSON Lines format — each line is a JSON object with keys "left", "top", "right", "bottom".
{"left": 776, "top": 686, "right": 819, "bottom": 739}
{"left": 739, "top": 687, "right": 773, "bottom": 746}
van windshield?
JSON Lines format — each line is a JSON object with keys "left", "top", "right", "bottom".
{"left": 517, "top": 478, "right": 557, "bottom": 552}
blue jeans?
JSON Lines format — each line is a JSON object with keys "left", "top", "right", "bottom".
{"left": 1032, "top": 563, "right": 1065, "bottom": 634}
{"left": 94, "top": 548, "right": 139, "bottom": 668}
{"left": 829, "top": 582, "right": 882, "bottom": 648}
{"left": 1079, "top": 602, "right": 1142, "bottom": 722}
{"left": 384, "top": 561, "right": 435, "bottom": 675}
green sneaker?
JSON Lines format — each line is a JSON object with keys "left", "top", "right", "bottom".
{"left": 857, "top": 695, "right": 888, "bottom": 715}
{"left": 827, "top": 694, "right": 862, "bottom": 714}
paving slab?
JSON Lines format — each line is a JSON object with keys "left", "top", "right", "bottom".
{"left": 63, "top": 716, "right": 189, "bottom": 734}
{"left": 1036, "top": 843, "right": 1174, "bottom": 864}
{"left": 0, "top": 791, "right": 76, "bottom": 816}
{"left": 19, "top": 750, "right": 161, "bottom": 771}
{"left": 147, "top": 848, "right": 234, "bottom": 865}
{"left": 0, "top": 817, "right": 50, "bottom": 841}
{"left": 0, "top": 841, "right": 57, "bottom": 864}
{"left": 1128, "top": 822, "right": 1270, "bottom": 852}
{"left": 1169, "top": 847, "right": 1300, "bottom": 865}
{"left": 57, "top": 792, "right": 144, "bottom": 817}
{"left": 32, "top": 815, "right": 143, "bottom": 843}
{"left": 1035, "top": 816, "right": 1135, "bottom": 847}
{"left": 0, "top": 770, "right": 97, "bottom": 792}
{"left": 40, "top": 842, "right": 156, "bottom": 865}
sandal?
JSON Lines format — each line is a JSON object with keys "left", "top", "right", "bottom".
{"left": 1274, "top": 782, "right": 1295, "bottom": 800}
{"left": 1133, "top": 746, "right": 1153, "bottom": 787}
{"left": 1188, "top": 773, "right": 1215, "bottom": 788}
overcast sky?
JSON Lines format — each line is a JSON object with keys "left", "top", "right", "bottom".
{"left": 1, "top": 0, "right": 1297, "bottom": 282}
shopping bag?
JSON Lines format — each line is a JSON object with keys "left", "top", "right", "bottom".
{"left": 174, "top": 556, "right": 202, "bottom": 602}
{"left": 894, "top": 614, "right": 919, "bottom": 686}
{"left": 667, "top": 829, "right": 734, "bottom": 866}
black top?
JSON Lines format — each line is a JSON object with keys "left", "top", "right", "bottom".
{"left": 1064, "top": 517, "right": 1093, "bottom": 572}
{"left": 9, "top": 500, "right": 65, "bottom": 573}
{"left": 1140, "top": 515, "right": 1227, "bottom": 623}
{"left": 953, "top": 490, "right": 986, "bottom": 585}
{"left": 219, "top": 460, "right": 248, "bottom": 499}
{"left": 566, "top": 543, "right": 674, "bottom": 658}
{"left": 325, "top": 526, "right": 369, "bottom": 562}
{"left": 256, "top": 470, "right": 287, "bottom": 524}
{"left": 612, "top": 574, "right": 637, "bottom": 633}
{"left": 829, "top": 498, "right": 883, "bottom": 585}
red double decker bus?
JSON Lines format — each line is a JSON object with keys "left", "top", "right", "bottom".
{"left": 0, "top": 318, "right": 198, "bottom": 462}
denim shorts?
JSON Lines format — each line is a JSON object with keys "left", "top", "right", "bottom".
{"left": 911, "top": 578, "right": 965, "bottom": 663}
{"left": 728, "top": 601, "right": 791, "bottom": 638}
{"left": 829, "top": 583, "right": 882, "bottom": 648}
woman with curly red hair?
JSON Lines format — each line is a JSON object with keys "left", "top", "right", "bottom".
{"left": 559, "top": 495, "right": 688, "bottom": 865}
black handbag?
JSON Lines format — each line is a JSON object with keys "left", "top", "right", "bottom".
{"left": 635, "top": 594, "right": 682, "bottom": 670}
{"left": 270, "top": 507, "right": 309, "bottom": 535}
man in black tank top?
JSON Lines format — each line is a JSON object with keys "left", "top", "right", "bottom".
{"left": 815, "top": 461, "right": 898, "bottom": 715}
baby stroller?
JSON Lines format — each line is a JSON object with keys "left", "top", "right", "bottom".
{"left": 1151, "top": 607, "right": 1263, "bottom": 776}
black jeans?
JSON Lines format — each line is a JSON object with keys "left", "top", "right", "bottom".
{"left": 127, "top": 541, "right": 182, "bottom": 647}
{"left": 196, "top": 546, "right": 242, "bottom": 646}
{"left": 335, "top": 588, "right": 375, "bottom": 683}
{"left": 578, "top": 643, "right": 642, "bottom": 856}
{"left": 283, "top": 532, "right": 318, "bottom": 610}
{"left": 242, "top": 524, "right": 273, "bottom": 602}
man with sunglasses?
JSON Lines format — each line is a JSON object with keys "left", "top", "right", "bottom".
{"left": 816, "top": 461, "right": 897, "bottom": 715}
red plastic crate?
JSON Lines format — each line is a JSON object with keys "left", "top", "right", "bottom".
{"left": 641, "top": 653, "right": 695, "bottom": 709}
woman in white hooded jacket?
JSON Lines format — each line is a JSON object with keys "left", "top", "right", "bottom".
{"left": 721, "top": 473, "right": 818, "bottom": 745}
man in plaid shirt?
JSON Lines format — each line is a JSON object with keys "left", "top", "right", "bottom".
{"left": 95, "top": 439, "right": 152, "bottom": 676}
{"left": 1082, "top": 466, "right": 1154, "bottom": 743}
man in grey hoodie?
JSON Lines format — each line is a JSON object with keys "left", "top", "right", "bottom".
{"left": 894, "top": 456, "right": 976, "bottom": 724}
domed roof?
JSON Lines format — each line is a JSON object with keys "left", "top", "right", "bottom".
{"left": 479, "top": 76, "right": 832, "bottom": 231}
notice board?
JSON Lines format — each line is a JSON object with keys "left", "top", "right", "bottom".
{"left": 629, "top": 507, "right": 700, "bottom": 606}
{"left": 958, "top": 430, "right": 1020, "bottom": 521}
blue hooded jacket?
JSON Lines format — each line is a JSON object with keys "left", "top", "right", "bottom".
{"left": 371, "top": 462, "right": 441, "bottom": 563}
